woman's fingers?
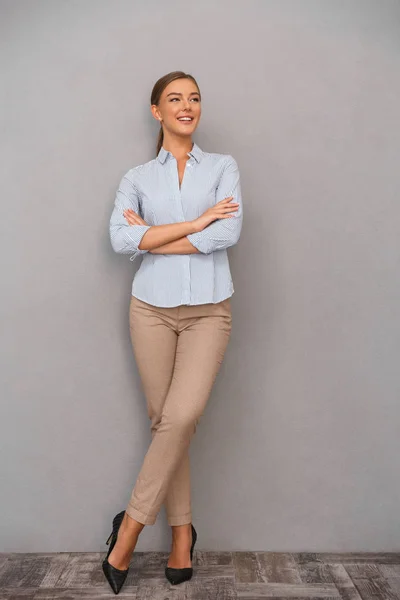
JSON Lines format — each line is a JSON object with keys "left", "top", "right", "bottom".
{"left": 123, "top": 209, "right": 145, "bottom": 226}
{"left": 217, "top": 204, "right": 239, "bottom": 214}
{"left": 217, "top": 196, "right": 239, "bottom": 206}
{"left": 124, "top": 209, "right": 137, "bottom": 217}
{"left": 217, "top": 198, "right": 239, "bottom": 210}
{"left": 218, "top": 196, "right": 233, "bottom": 204}
{"left": 124, "top": 212, "right": 138, "bottom": 225}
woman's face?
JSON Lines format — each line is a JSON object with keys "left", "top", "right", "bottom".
{"left": 152, "top": 78, "right": 201, "bottom": 137}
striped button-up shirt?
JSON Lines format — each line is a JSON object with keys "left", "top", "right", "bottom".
{"left": 109, "top": 142, "right": 243, "bottom": 307}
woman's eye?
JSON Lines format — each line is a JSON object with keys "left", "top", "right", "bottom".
{"left": 169, "top": 97, "right": 200, "bottom": 102}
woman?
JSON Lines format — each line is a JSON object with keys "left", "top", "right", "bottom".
{"left": 103, "top": 71, "right": 243, "bottom": 594}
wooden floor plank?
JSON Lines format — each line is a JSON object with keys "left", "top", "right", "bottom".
{"left": 195, "top": 550, "right": 233, "bottom": 566}
{"left": 185, "top": 576, "right": 237, "bottom": 599}
{"left": 0, "top": 556, "right": 52, "bottom": 589}
{"left": 377, "top": 563, "right": 400, "bottom": 578}
{"left": 327, "top": 563, "right": 363, "bottom": 600}
{"left": 236, "top": 581, "right": 341, "bottom": 598}
{"left": 344, "top": 562, "right": 400, "bottom": 600}
{"left": 33, "top": 588, "right": 138, "bottom": 599}
{"left": 135, "top": 575, "right": 185, "bottom": 599}
{"left": 38, "top": 554, "right": 71, "bottom": 588}
{"left": 233, "top": 551, "right": 264, "bottom": 583}
{"left": 316, "top": 553, "right": 400, "bottom": 564}
{"left": 0, "top": 551, "right": 398, "bottom": 599}
{"left": 259, "top": 552, "right": 303, "bottom": 584}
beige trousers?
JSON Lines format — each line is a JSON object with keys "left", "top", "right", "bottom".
{"left": 125, "top": 294, "right": 232, "bottom": 526}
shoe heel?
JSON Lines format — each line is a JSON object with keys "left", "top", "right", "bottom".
{"left": 165, "top": 523, "right": 197, "bottom": 585}
{"left": 190, "top": 524, "right": 197, "bottom": 562}
{"left": 106, "top": 531, "right": 113, "bottom": 545}
{"left": 102, "top": 511, "right": 130, "bottom": 595}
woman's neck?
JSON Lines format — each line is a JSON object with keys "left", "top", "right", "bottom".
{"left": 162, "top": 136, "right": 193, "bottom": 161}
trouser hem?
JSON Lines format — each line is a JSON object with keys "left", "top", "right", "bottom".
{"left": 167, "top": 512, "right": 192, "bottom": 526}
{"left": 126, "top": 504, "right": 157, "bottom": 526}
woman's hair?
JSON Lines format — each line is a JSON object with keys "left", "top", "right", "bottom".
{"left": 151, "top": 71, "right": 201, "bottom": 156}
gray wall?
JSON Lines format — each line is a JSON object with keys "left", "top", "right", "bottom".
{"left": 1, "top": 0, "right": 400, "bottom": 552}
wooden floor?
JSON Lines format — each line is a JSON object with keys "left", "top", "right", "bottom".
{"left": 1, "top": 551, "right": 400, "bottom": 599}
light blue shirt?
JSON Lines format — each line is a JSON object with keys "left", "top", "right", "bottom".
{"left": 109, "top": 142, "right": 243, "bottom": 307}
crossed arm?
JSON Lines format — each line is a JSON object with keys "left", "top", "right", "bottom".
{"left": 149, "top": 236, "right": 200, "bottom": 255}
{"left": 109, "top": 155, "right": 243, "bottom": 260}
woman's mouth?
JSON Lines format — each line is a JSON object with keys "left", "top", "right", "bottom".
{"left": 177, "top": 117, "right": 194, "bottom": 124}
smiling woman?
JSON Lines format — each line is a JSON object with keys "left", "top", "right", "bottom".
{"left": 155, "top": 79, "right": 202, "bottom": 144}
{"left": 104, "top": 70, "right": 243, "bottom": 594}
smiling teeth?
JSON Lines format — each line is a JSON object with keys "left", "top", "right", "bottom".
{"left": 178, "top": 117, "right": 192, "bottom": 120}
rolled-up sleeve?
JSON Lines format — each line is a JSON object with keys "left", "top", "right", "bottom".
{"left": 186, "top": 155, "right": 243, "bottom": 254}
{"left": 109, "top": 170, "right": 152, "bottom": 262}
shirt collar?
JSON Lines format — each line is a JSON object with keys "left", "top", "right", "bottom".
{"left": 157, "top": 142, "right": 204, "bottom": 165}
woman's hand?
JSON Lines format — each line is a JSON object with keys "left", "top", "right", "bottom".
{"left": 191, "top": 196, "right": 239, "bottom": 233}
{"left": 123, "top": 209, "right": 148, "bottom": 226}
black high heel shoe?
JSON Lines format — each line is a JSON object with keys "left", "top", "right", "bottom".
{"left": 165, "top": 523, "right": 197, "bottom": 585}
{"left": 102, "top": 510, "right": 130, "bottom": 595}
